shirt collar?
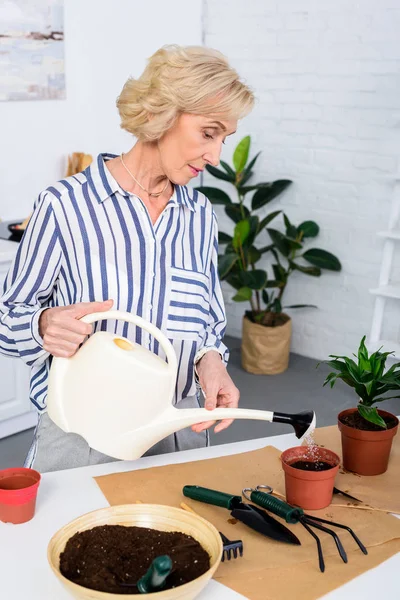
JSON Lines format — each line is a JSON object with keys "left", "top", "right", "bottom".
{"left": 86, "top": 153, "right": 196, "bottom": 211}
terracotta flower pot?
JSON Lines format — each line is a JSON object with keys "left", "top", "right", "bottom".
{"left": 281, "top": 446, "right": 340, "bottom": 510}
{"left": 241, "top": 315, "right": 292, "bottom": 375}
{"left": 338, "top": 408, "right": 399, "bottom": 476}
{"left": 0, "top": 467, "right": 41, "bottom": 524}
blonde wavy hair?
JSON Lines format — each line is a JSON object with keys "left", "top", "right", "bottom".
{"left": 116, "top": 45, "right": 254, "bottom": 141}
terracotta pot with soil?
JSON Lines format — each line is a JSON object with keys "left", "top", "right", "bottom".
{"left": 48, "top": 503, "right": 222, "bottom": 600}
{"left": 321, "top": 336, "right": 400, "bottom": 477}
{"left": 281, "top": 446, "right": 340, "bottom": 510}
{"left": 241, "top": 314, "right": 292, "bottom": 375}
{"left": 338, "top": 408, "right": 399, "bottom": 476}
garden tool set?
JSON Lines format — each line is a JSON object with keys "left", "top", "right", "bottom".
{"left": 183, "top": 484, "right": 368, "bottom": 573}
{"left": 242, "top": 485, "right": 368, "bottom": 572}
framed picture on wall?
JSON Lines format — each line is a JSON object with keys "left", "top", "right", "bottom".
{"left": 0, "top": 0, "right": 65, "bottom": 101}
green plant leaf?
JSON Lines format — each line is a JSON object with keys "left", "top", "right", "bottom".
{"left": 258, "top": 210, "right": 282, "bottom": 231}
{"left": 218, "top": 253, "right": 238, "bottom": 278}
{"left": 303, "top": 249, "right": 342, "bottom": 271}
{"left": 218, "top": 232, "right": 233, "bottom": 244}
{"left": 298, "top": 221, "right": 320, "bottom": 238}
{"left": 225, "top": 203, "right": 250, "bottom": 223}
{"left": 239, "top": 182, "right": 273, "bottom": 194}
{"left": 272, "top": 263, "right": 287, "bottom": 283}
{"left": 262, "top": 289, "right": 269, "bottom": 304}
{"left": 284, "top": 304, "right": 318, "bottom": 309}
{"left": 233, "top": 136, "right": 251, "bottom": 173}
{"left": 205, "top": 164, "right": 235, "bottom": 182}
{"left": 358, "top": 404, "right": 387, "bottom": 429}
{"left": 290, "top": 262, "right": 321, "bottom": 277}
{"left": 252, "top": 180, "right": 292, "bottom": 210}
{"left": 219, "top": 160, "right": 236, "bottom": 178}
{"left": 233, "top": 219, "right": 251, "bottom": 251}
{"left": 271, "top": 298, "right": 282, "bottom": 313}
{"left": 265, "top": 279, "right": 279, "bottom": 288}
{"left": 225, "top": 272, "right": 242, "bottom": 290}
{"left": 248, "top": 245, "right": 262, "bottom": 264}
{"left": 239, "top": 270, "right": 267, "bottom": 290}
{"left": 232, "top": 286, "right": 253, "bottom": 302}
{"left": 266, "top": 228, "right": 291, "bottom": 257}
{"left": 195, "top": 187, "right": 232, "bottom": 205}
{"left": 283, "top": 214, "right": 298, "bottom": 239}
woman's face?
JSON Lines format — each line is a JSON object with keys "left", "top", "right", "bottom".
{"left": 157, "top": 113, "right": 237, "bottom": 185}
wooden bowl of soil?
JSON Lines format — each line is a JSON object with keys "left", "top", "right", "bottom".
{"left": 47, "top": 504, "right": 223, "bottom": 599}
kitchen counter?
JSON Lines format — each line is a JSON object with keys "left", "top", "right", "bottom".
{"left": 1, "top": 432, "right": 399, "bottom": 600}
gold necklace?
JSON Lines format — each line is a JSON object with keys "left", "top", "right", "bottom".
{"left": 120, "top": 153, "right": 169, "bottom": 198}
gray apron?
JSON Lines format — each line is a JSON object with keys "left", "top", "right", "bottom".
{"left": 26, "top": 394, "right": 208, "bottom": 473}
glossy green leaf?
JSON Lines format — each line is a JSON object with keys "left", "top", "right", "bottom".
{"left": 218, "top": 253, "right": 238, "bottom": 279}
{"left": 303, "top": 248, "right": 342, "bottom": 271}
{"left": 248, "top": 246, "right": 262, "bottom": 264}
{"left": 225, "top": 203, "right": 250, "bottom": 224}
{"left": 252, "top": 180, "right": 292, "bottom": 210}
{"left": 205, "top": 164, "right": 235, "bottom": 182}
{"left": 357, "top": 404, "right": 387, "bottom": 429}
{"left": 239, "top": 182, "right": 273, "bottom": 194}
{"left": 262, "top": 289, "right": 269, "bottom": 304}
{"left": 290, "top": 262, "right": 321, "bottom": 277}
{"left": 266, "top": 228, "right": 291, "bottom": 257}
{"left": 232, "top": 286, "right": 253, "bottom": 302}
{"left": 219, "top": 160, "right": 236, "bottom": 179}
{"left": 225, "top": 272, "right": 242, "bottom": 290}
{"left": 298, "top": 221, "right": 319, "bottom": 238}
{"left": 218, "top": 232, "right": 232, "bottom": 244}
{"left": 233, "top": 220, "right": 251, "bottom": 251}
{"left": 195, "top": 187, "right": 232, "bottom": 205}
{"left": 239, "top": 270, "right": 267, "bottom": 290}
{"left": 284, "top": 304, "right": 318, "bottom": 309}
{"left": 233, "top": 136, "right": 251, "bottom": 173}
{"left": 258, "top": 211, "right": 282, "bottom": 232}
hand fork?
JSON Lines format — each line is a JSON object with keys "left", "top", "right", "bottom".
{"left": 180, "top": 502, "right": 243, "bottom": 562}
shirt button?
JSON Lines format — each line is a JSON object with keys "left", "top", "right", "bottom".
{"left": 149, "top": 304, "right": 153, "bottom": 309}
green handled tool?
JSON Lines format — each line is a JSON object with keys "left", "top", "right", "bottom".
{"left": 183, "top": 485, "right": 301, "bottom": 545}
{"left": 243, "top": 485, "right": 368, "bottom": 572}
{"left": 137, "top": 555, "right": 173, "bottom": 593}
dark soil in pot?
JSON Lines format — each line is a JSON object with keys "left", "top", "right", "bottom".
{"left": 290, "top": 460, "right": 333, "bottom": 472}
{"left": 245, "top": 310, "right": 290, "bottom": 327}
{"left": 339, "top": 411, "right": 398, "bottom": 431}
{"left": 60, "top": 524, "right": 210, "bottom": 594}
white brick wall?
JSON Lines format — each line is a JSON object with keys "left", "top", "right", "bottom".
{"left": 203, "top": 0, "right": 400, "bottom": 360}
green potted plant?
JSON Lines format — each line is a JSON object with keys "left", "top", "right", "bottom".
{"left": 320, "top": 336, "right": 399, "bottom": 475}
{"left": 196, "top": 136, "right": 341, "bottom": 375}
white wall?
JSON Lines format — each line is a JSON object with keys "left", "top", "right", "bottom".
{"left": 0, "top": 0, "right": 202, "bottom": 220}
{"left": 204, "top": 0, "right": 400, "bottom": 360}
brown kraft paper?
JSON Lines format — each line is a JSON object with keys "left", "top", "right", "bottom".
{"left": 95, "top": 441, "right": 400, "bottom": 600}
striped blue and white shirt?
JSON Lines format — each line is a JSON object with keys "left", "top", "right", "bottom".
{"left": 0, "top": 153, "right": 228, "bottom": 411}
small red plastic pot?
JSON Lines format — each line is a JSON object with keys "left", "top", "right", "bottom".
{"left": 0, "top": 467, "right": 41, "bottom": 524}
{"left": 281, "top": 446, "right": 340, "bottom": 510}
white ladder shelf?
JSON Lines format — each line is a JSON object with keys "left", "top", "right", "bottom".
{"left": 369, "top": 178, "right": 400, "bottom": 359}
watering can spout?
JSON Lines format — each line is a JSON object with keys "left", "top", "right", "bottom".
{"left": 272, "top": 410, "right": 316, "bottom": 441}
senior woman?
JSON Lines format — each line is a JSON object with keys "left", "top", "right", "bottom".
{"left": 0, "top": 45, "right": 254, "bottom": 472}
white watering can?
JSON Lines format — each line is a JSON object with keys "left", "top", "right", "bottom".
{"left": 47, "top": 311, "right": 316, "bottom": 460}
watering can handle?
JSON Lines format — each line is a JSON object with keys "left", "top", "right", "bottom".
{"left": 80, "top": 310, "right": 178, "bottom": 374}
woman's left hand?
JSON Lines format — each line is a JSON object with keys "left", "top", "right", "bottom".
{"left": 192, "top": 351, "right": 240, "bottom": 434}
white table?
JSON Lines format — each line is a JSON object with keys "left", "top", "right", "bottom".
{"left": 1, "top": 432, "right": 398, "bottom": 599}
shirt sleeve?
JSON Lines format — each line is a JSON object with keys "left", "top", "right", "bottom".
{"left": 194, "top": 211, "right": 229, "bottom": 367}
{"left": 0, "top": 191, "right": 62, "bottom": 367}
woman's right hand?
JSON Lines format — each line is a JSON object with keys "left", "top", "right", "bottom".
{"left": 39, "top": 299, "right": 114, "bottom": 358}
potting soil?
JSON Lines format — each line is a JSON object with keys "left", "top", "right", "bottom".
{"left": 60, "top": 524, "right": 210, "bottom": 594}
